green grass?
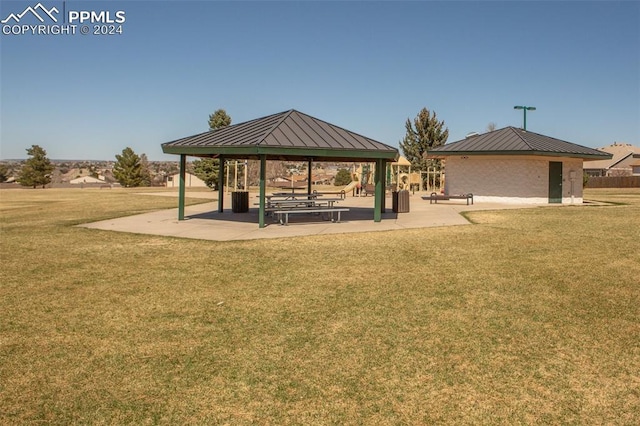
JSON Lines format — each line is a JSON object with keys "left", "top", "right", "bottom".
{"left": 1, "top": 187, "right": 639, "bottom": 424}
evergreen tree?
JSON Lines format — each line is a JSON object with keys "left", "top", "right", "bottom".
{"left": 194, "top": 109, "right": 232, "bottom": 188}
{"left": 0, "top": 164, "right": 9, "bottom": 183}
{"left": 334, "top": 168, "right": 353, "bottom": 186}
{"left": 192, "top": 158, "right": 220, "bottom": 189}
{"left": 113, "top": 147, "right": 146, "bottom": 187}
{"left": 139, "top": 153, "right": 152, "bottom": 186}
{"left": 399, "top": 107, "right": 449, "bottom": 171}
{"left": 208, "top": 109, "right": 232, "bottom": 130}
{"left": 17, "top": 145, "right": 55, "bottom": 188}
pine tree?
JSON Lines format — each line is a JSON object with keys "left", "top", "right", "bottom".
{"left": 113, "top": 147, "right": 146, "bottom": 187}
{"left": 208, "top": 109, "right": 232, "bottom": 130}
{"left": 17, "top": 145, "right": 55, "bottom": 188}
{"left": 194, "top": 109, "right": 232, "bottom": 188}
{"left": 334, "top": 168, "right": 353, "bottom": 186}
{"left": 139, "top": 153, "right": 152, "bottom": 186}
{"left": 0, "top": 164, "right": 10, "bottom": 183}
{"left": 192, "top": 158, "right": 219, "bottom": 189}
{"left": 399, "top": 107, "right": 449, "bottom": 171}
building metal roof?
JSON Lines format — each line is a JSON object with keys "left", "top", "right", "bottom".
{"left": 161, "top": 109, "right": 399, "bottom": 162}
{"left": 429, "top": 127, "right": 612, "bottom": 160}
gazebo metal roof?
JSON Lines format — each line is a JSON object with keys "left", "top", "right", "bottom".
{"left": 162, "top": 109, "right": 399, "bottom": 162}
{"left": 429, "top": 127, "right": 612, "bottom": 160}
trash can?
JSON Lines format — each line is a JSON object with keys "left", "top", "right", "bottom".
{"left": 231, "top": 191, "right": 249, "bottom": 213}
{"left": 392, "top": 190, "right": 410, "bottom": 213}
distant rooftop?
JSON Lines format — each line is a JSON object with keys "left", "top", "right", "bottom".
{"left": 586, "top": 142, "right": 640, "bottom": 170}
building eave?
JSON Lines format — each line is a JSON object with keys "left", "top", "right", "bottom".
{"left": 427, "top": 150, "right": 613, "bottom": 161}
{"left": 162, "top": 144, "right": 399, "bottom": 162}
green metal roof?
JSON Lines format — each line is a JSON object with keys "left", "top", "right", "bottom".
{"left": 429, "top": 127, "right": 612, "bottom": 160}
{"left": 162, "top": 109, "right": 399, "bottom": 162}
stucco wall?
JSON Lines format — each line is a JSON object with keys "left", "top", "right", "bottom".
{"left": 443, "top": 155, "right": 584, "bottom": 204}
{"left": 167, "top": 173, "right": 207, "bottom": 188}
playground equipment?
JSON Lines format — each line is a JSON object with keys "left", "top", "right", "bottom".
{"left": 346, "top": 159, "right": 444, "bottom": 195}
{"left": 421, "top": 167, "right": 444, "bottom": 192}
{"left": 224, "top": 160, "right": 249, "bottom": 193}
{"left": 348, "top": 163, "right": 380, "bottom": 196}
{"left": 390, "top": 156, "right": 421, "bottom": 192}
{"left": 390, "top": 156, "right": 411, "bottom": 190}
{"left": 342, "top": 180, "right": 359, "bottom": 193}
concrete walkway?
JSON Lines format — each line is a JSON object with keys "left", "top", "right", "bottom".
{"left": 79, "top": 191, "right": 532, "bottom": 241}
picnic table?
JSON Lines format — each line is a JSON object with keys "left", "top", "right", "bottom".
{"left": 268, "top": 197, "right": 341, "bottom": 208}
{"left": 254, "top": 196, "right": 341, "bottom": 209}
{"left": 273, "top": 206, "right": 349, "bottom": 225}
{"left": 269, "top": 192, "right": 320, "bottom": 200}
{"left": 254, "top": 196, "right": 348, "bottom": 225}
{"left": 272, "top": 186, "right": 309, "bottom": 193}
{"left": 313, "top": 189, "right": 346, "bottom": 200}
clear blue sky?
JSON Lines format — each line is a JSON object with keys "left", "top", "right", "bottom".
{"left": 1, "top": 0, "right": 639, "bottom": 160}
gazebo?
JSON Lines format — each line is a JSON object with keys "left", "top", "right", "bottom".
{"left": 161, "top": 109, "right": 399, "bottom": 227}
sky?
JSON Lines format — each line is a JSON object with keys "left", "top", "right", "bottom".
{"left": 1, "top": 0, "right": 639, "bottom": 161}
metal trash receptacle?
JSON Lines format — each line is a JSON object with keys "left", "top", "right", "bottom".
{"left": 392, "top": 190, "right": 410, "bottom": 213}
{"left": 231, "top": 191, "right": 249, "bottom": 213}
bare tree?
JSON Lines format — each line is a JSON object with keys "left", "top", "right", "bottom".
{"left": 245, "top": 160, "right": 260, "bottom": 186}
{"left": 267, "top": 161, "right": 288, "bottom": 183}
{"left": 486, "top": 122, "right": 497, "bottom": 132}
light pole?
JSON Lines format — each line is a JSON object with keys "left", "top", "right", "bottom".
{"left": 514, "top": 105, "right": 536, "bottom": 130}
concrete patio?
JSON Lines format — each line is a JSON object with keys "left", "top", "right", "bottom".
{"left": 79, "top": 191, "right": 540, "bottom": 241}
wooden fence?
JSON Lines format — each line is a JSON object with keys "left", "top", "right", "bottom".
{"left": 585, "top": 176, "right": 640, "bottom": 188}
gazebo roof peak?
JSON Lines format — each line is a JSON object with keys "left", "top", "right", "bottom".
{"left": 162, "top": 109, "right": 399, "bottom": 162}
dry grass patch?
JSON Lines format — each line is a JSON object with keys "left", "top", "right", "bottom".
{"left": 1, "top": 187, "right": 639, "bottom": 424}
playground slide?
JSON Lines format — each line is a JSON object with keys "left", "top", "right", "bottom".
{"left": 342, "top": 181, "right": 359, "bottom": 194}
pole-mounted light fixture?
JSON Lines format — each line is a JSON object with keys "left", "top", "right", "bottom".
{"left": 514, "top": 105, "right": 536, "bottom": 130}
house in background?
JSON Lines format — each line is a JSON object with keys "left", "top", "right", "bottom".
{"left": 583, "top": 143, "right": 640, "bottom": 177}
{"left": 166, "top": 172, "right": 207, "bottom": 188}
{"left": 70, "top": 176, "right": 105, "bottom": 184}
{"left": 429, "top": 127, "right": 612, "bottom": 204}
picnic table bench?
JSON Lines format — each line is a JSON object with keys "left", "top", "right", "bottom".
{"left": 254, "top": 197, "right": 345, "bottom": 224}
{"left": 273, "top": 206, "right": 350, "bottom": 225}
{"left": 256, "top": 197, "right": 341, "bottom": 209}
{"left": 313, "top": 189, "right": 346, "bottom": 199}
{"left": 425, "top": 192, "right": 474, "bottom": 205}
{"left": 362, "top": 184, "right": 375, "bottom": 196}
{"left": 265, "top": 193, "right": 321, "bottom": 201}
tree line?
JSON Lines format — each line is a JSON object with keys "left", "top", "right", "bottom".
{"left": 8, "top": 106, "right": 456, "bottom": 189}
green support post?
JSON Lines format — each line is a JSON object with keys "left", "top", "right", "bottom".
{"left": 381, "top": 159, "right": 386, "bottom": 213}
{"left": 259, "top": 155, "right": 267, "bottom": 228}
{"left": 307, "top": 159, "right": 312, "bottom": 194}
{"left": 178, "top": 154, "right": 186, "bottom": 220}
{"left": 374, "top": 158, "right": 384, "bottom": 222}
{"left": 217, "top": 156, "right": 225, "bottom": 213}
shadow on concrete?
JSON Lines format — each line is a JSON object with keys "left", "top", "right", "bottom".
{"left": 185, "top": 207, "right": 398, "bottom": 224}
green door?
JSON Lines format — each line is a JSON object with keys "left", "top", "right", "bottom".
{"left": 548, "top": 161, "right": 563, "bottom": 203}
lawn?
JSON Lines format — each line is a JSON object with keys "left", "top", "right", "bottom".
{"left": 1, "top": 187, "right": 638, "bottom": 424}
